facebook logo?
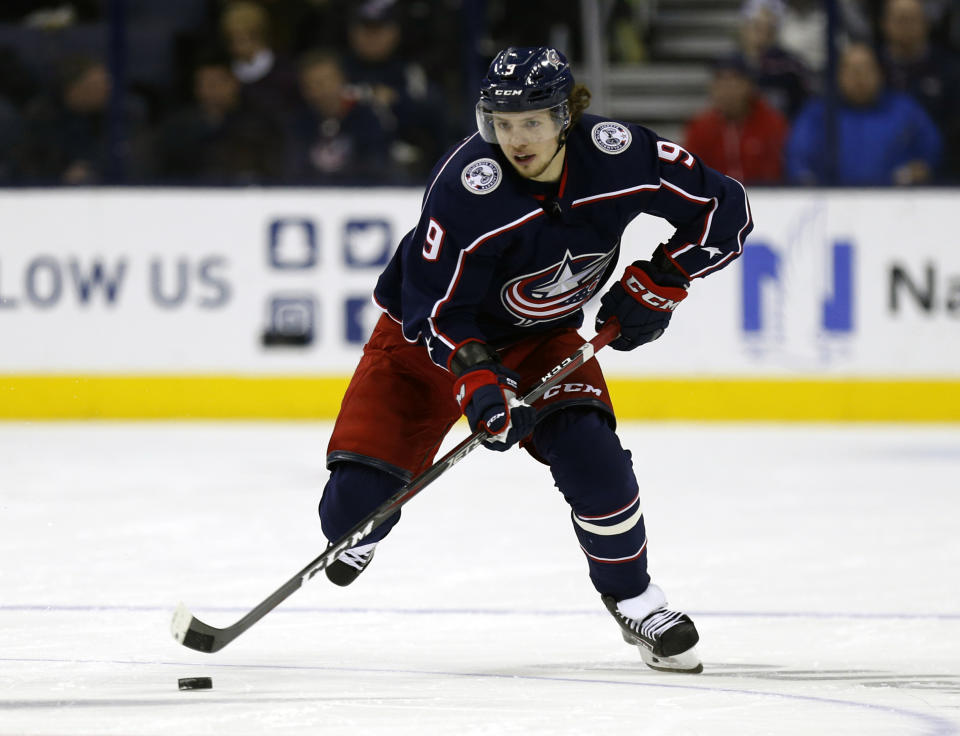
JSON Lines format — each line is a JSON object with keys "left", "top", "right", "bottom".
{"left": 345, "top": 296, "right": 378, "bottom": 344}
{"left": 268, "top": 218, "right": 318, "bottom": 270}
{"left": 344, "top": 219, "right": 392, "bottom": 267}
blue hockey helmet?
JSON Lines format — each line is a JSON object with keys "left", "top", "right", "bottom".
{"left": 476, "top": 47, "right": 574, "bottom": 144}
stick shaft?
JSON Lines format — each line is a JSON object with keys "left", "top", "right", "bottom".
{"left": 172, "top": 320, "right": 620, "bottom": 652}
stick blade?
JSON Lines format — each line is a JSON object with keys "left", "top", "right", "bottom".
{"left": 171, "top": 602, "right": 223, "bottom": 653}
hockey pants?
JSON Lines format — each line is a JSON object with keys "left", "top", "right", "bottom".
{"left": 319, "top": 407, "right": 650, "bottom": 600}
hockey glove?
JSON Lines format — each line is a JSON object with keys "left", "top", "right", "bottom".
{"left": 595, "top": 260, "right": 689, "bottom": 351}
{"left": 453, "top": 363, "right": 537, "bottom": 452}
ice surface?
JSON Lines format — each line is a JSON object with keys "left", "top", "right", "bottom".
{"left": 1, "top": 421, "right": 958, "bottom": 735}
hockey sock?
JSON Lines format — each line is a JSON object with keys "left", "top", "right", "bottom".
{"left": 533, "top": 409, "right": 651, "bottom": 600}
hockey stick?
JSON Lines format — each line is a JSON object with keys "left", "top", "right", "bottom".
{"left": 171, "top": 319, "right": 621, "bottom": 653}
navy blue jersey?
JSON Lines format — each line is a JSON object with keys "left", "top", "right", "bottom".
{"left": 374, "top": 113, "right": 753, "bottom": 371}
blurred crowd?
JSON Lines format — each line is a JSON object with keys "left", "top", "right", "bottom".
{"left": 682, "top": 0, "right": 960, "bottom": 185}
{"left": 0, "top": 0, "right": 957, "bottom": 187}
{"left": 0, "top": 0, "right": 470, "bottom": 185}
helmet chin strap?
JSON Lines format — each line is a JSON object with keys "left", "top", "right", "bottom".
{"left": 543, "top": 126, "right": 570, "bottom": 170}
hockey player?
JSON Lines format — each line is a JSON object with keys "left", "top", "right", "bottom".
{"left": 318, "top": 47, "right": 752, "bottom": 673}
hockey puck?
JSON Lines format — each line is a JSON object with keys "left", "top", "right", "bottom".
{"left": 178, "top": 677, "right": 212, "bottom": 691}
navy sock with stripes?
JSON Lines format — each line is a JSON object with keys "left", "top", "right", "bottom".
{"left": 532, "top": 409, "right": 651, "bottom": 600}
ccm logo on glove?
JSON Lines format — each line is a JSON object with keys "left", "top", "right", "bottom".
{"left": 623, "top": 268, "right": 686, "bottom": 311}
{"left": 596, "top": 260, "right": 689, "bottom": 351}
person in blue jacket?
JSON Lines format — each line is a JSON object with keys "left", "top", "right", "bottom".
{"left": 317, "top": 47, "right": 754, "bottom": 673}
{"left": 787, "top": 41, "right": 942, "bottom": 185}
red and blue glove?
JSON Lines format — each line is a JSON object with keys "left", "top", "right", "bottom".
{"left": 453, "top": 361, "right": 536, "bottom": 452}
{"left": 595, "top": 260, "right": 688, "bottom": 351}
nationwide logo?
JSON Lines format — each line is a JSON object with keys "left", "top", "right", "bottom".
{"left": 501, "top": 248, "right": 618, "bottom": 324}
{"left": 591, "top": 122, "right": 632, "bottom": 154}
{"left": 461, "top": 158, "right": 502, "bottom": 195}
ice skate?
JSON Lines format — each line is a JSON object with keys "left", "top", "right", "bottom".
{"left": 602, "top": 584, "right": 702, "bottom": 674}
{"left": 325, "top": 542, "right": 377, "bottom": 586}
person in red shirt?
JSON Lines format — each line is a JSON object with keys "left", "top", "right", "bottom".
{"left": 684, "top": 55, "right": 789, "bottom": 185}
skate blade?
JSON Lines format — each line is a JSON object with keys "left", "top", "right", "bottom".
{"left": 638, "top": 643, "right": 703, "bottom": 674}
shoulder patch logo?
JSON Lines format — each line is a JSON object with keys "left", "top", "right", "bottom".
{"left": 591, "top": 122, "right": 632, "bottom": 154}
{"left": 461, "top": 158, "right": 502, "bottom": 195}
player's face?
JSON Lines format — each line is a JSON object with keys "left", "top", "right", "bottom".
{"left": 492, "top": 110, "right": 562, "bottom": 179}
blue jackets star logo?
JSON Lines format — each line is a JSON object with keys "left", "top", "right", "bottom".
{"left": 501, "top": 248, "right": 618, "bottom": 324}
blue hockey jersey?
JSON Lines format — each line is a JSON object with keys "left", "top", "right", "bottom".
{"left": 374, "top": 113, "right": 753, "bottom": 371}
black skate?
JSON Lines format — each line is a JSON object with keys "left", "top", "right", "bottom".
{"left": 602, "top": 588, "right": 702, "bottom": 674}
{"left": 325, "top": 542, "right": 377, "bottom": 586}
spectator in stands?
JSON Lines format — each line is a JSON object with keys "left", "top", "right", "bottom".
{"left": 151, "top": 53, "right": 285, "bottom": 184}
{"left": 786, "top": 42, "right": 941, "bottom": 185}
{"left": 17, "top": 54, "right": 149, "bottom": 183}
{"left": 285, "top": 49, "right": 394, "bottom": 184}
{"left": 684, "top": 55, "right": 789, "bottom": 185}
{"left": 739, "top": 0, "right": 813, "bottom": 119}
{"left": 342, "top": 0, "right": 450, "bottom": 180}
{"left": 220, "top": 0, "right": 299, "bottom": 119}
{"left": 878, "top": 0, "right": 960, "bottom": 180}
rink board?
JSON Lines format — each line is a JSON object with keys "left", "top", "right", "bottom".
{"left": 2, "top": 375, "right": 959, "bottom": 421}
{"left": 0, "top": 187, "right": 958, "bottom": 420}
